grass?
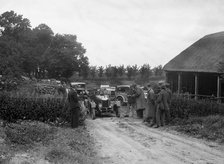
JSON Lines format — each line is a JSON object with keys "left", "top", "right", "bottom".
{"left": 170, "top": 115, "right": 224, "bottom": 143}
{"left": 0, "top": 120, "right": 98, "bottom": 164}
{"left": 4, "top": 121, "right": 56, "bottom": 147}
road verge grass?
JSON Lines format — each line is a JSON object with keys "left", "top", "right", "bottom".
{"left": 170, "top": 115, "right": 224, "bottom": 143}
{"left": 0, "top": 120, "right": 98, "bottom": 164}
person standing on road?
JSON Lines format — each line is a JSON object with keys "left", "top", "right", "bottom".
{"left": 67, "top": 85, "right": 80, "bottom": 128}
{"left": 155, "top": 84, "right": 170, "bottom": 128}
{"left": 165, "top": 83, "right": 172, "bottom": 124}
{"left": 127, "top": 85, "right": 137, "bottom": 117}
{"left": 133, "top": 84, "right": 146, "bottom": 119}
{"left": 146, "top": 83, "right": 156, "bottom": 126}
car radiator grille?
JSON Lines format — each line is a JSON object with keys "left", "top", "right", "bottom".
{"left": 102, "top": 100, "right": 109, "bottom": 107}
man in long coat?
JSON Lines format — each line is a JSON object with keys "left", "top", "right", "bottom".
{"left": 165, "top": 83, "right": 172, "bottom": 124}
{"left": 127, "top": 85, "right": 137, "bottom": 117}
{"left": 146, "top": 83, "right": 156, "bottom": 126}
{"left": 155, "top": 84, "right": 170, "bottom": 127}
{"left": 133, "top": 84, "right": 146, "bottom": 118}
{"left": 67, "top": 87, "right": 80, "bottom": 128}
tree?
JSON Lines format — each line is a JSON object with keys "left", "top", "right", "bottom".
{"left": 98, "top": 66, "right": 104, "bottom": 78}
{"left": 117, "top": 65, "right": 125, "bottom": 77}
{"left": 0, "top": 11, "right": 31, "bottom": 41}
{"left": 105, "top": 65, "right": 112, "bottom": 78}
{"left": 33, "top": 23, "right": 54, "bottom": 46}
{"left": 132, "top": 64, "right": 139, "bottom": 77}
{"left": 153, "top": 65, "right": 163, "bottom": 76}
{"left": 0, "top": 36, "right": 23, "bottom": 76}
{"left": 21, "top": 24, "right": 54, "bottom": 77}
{"left": 126, "top": 65, "right": 133, "bottom": 79}
{"left": 89, "top": 66, "right": 97, "bottom": 78}
{"left": 0, "top": 11, "right": 88, "bottom": 80}
{"left": 44, "top": 34, "right": 87, "bottom": 79}
{"left": 0, "top": 11, "right": 32, "bottom": 77}
{"left": 139, "top": 64, "right": 152, "bottom": 79}
{"left": 111, "top": 66, "right": 118, "bottom": 78}
{"left": 126, "top": 65, "right": 139, "bottom": 79}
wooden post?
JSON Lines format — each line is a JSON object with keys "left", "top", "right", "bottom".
{"left": 217, "top": 75, "right": 221, "bottom": 103}
{"left": 178, "top": 73, "right": 181, "bottom": 94}
{"left": 194, "top": 74, "right": 198, "bottom": 100}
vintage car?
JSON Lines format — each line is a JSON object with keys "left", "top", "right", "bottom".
{"left": 89, "top": 88, "right": 120, "bottom": 119}
{"left": 115, "top": 85, "right": 131, "bottom": 106}
{"left": 70, "top": 82, "right": 88, "bottom": 95}
{"left": 70, "top": 82, "right": 90, "bottom": 118}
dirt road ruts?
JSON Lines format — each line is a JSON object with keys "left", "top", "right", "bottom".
{"left": 87, "top": 117, "right": 224, "bottom": 164}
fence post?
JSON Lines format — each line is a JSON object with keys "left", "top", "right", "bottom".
{"left": 194, "top": 74, "right": 198, "bottom": 100}
{"left": 178, "top": 73, "right": 181, "bottom": 94}
{"left": 217, "top": 75, "right": 221, "bottom": 103}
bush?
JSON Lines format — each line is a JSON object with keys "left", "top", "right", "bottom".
{"left": 0, "top": 93, "right": 70, "bottom": 123}
{"left": 170, "top": 96, "right": 224, "bottom": 119}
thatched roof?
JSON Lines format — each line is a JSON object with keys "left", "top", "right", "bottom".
{"left": 164, "top": 32, "right": 224, "bottom": 73}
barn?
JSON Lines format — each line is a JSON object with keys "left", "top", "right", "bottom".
{"left": 163, "top": 32, "right": 224, "bottom": 102}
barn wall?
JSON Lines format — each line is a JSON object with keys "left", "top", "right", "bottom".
{"left": 198, "top": 74, "right": 217, "bottom": 96}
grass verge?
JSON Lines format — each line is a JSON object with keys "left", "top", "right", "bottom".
{"left": 170, "top": 115, "right": 224, "bottom": 143}
{"left": 0, "top": 120, "right": 98, "bottom": 164}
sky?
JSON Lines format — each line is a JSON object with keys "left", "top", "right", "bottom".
{"left": 1, "top": 0, "right": 224, "bottom": 67}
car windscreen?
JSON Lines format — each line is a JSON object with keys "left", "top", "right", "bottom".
{"left": 72, "top": 84, "right": 85, "bottom": 88}
{"left": 116, "top": 87, "right": 130, "bottom": 93}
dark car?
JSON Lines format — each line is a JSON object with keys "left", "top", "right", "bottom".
{"left": 115, "top": 85, "right": 131, "bottom": 106}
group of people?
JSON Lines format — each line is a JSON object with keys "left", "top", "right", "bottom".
{"left": 128, "top": 82, "right": 172, "bottom": 128}
{"left": 67, "top": 80, "right": 172, "bottom": 129}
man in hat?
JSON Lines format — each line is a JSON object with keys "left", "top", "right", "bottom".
{"left": 67, "top": 85, "right": 80, "bottom": 128}
{"left": 165, "top": 83, "right": 172, "bottom": 124}
{"left": 146, "top": 83, "right": 156, "bottom": 126}
{"left": 127, "top": 84, "right": 137, "bottom": 117}
{"left": 155, "top": 83, "right": 170, "bottom": 127}
{"left": 132, "top": 84, "right": 146, "bottom": 118}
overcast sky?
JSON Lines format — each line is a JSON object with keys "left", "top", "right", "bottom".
{"left": 1, "top": 0, "right": 224, "bottom": 67}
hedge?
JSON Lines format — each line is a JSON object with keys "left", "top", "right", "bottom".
{"left": 0, "top": 93, "right": 223, "bottom": 123}
{"left": 170, "top": 96, "right": 224, "bottom": 119}
{"left": 0, "top": 94, "right": 70, "bottom": 123}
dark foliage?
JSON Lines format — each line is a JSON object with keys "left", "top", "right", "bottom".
{"left": 0, "top": 94, "right": 70, "bottom": 123}
{"left": 170, "top": 96, "right": 224, "bottom": 119}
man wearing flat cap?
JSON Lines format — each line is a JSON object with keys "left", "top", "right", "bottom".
{"left": 155, "top": 83, "right": 170, "bottom": 127}
{"left": 146, "top": 83, "right": 156, "bottom": 126}
{"left": 68, "top": 85, "right": 80, "bottom": 128}
{"left": 165, "top": 83, "right": 172, "bottom": 124}
{"left": 132, "top": 84, "right": 146, "bottom": 118}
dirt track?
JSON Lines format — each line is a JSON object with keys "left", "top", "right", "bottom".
{"left": 87, "top": 117, "right": 224, "bottom": 164}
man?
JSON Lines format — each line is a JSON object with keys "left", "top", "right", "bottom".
{"left": 127, "top": 85, "right": 137, "bottom": 117}
{"left": 133, "top": 84, "right": 146, "bottom": 119}
{"left": 165, "top": 83, "right": 172, "bottom": 124}
{"left": 155, "top": 84, "right": 170, "bottom": 128}
{"left": 147, "top": 83, "right": 156, "bottom": 126}
{"left": 67, "top": 85, "right": 80, "bottom": 128}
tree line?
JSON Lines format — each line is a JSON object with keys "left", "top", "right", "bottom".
{"left": 0, "top": 11, "right": 164, "bottom": 82}
{"left": 82, "top": 64, "right": 163, "bottom": 80}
